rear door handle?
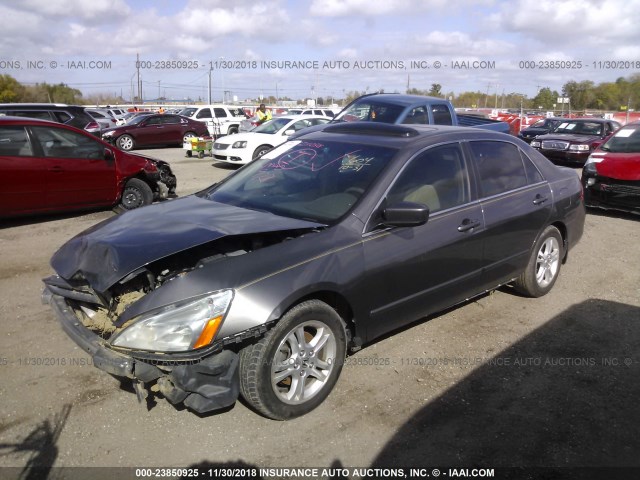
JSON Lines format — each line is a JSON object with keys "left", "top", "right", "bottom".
{"left": 533, "top": 194, "right": 548, "bottom": 205}
{"left": 458, "top": 218, "right": 481, "bottom": 232}
{"left": 49, "top": 166, "right": 63, "bottom": 173}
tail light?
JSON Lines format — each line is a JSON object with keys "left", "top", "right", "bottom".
{"left": 85, "top": 121, "right": 100, "bottom": 131}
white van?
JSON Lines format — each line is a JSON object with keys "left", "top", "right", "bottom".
{"left": 177, "top": 105, "right": 248, "bottom": 135}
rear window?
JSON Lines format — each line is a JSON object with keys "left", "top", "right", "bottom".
{"left": 601, "top": 125, "right": 640, "bottom": 153}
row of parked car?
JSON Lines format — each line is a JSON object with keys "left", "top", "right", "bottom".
{"left": 517, "top": 115, "right": 639, "bottom": 215}
{"left": 1, "top": 99, "right": 638, "bottom": 219}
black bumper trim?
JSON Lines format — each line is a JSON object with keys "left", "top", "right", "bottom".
{"left": 45, "top": 287, "right": 240, "bottom": 413}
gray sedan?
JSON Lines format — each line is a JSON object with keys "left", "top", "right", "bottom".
{"left": 43, "top": 123, "right": 585, "bottom": 420}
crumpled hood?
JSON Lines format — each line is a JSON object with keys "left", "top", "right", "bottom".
{"left": 50, "top": 195, "right": 324, "bottom": 293}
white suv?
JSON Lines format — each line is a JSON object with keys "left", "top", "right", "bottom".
{"left": 177, "top": 105, "right": 248, "bottom": 136}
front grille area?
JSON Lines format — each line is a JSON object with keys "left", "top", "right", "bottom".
{"left": 600, "top": 183, "right": 640, "bottom": 195}
{"left": 542, "top": 140, "right": 570, "bottom": 150}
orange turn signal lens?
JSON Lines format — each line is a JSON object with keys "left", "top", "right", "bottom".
{"left": 193, "top": 316, "right": 223, "bottom": 349}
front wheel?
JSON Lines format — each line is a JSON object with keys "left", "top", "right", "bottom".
{"left": 252, "top": 145, "right": 272, "bottom": 160}
{"left": 116, "top": 134, "right": 134, "bottom": 151}
{"left": 513, "top": 225, "right": 563, "bottom": 297}
{"left": 120, "top": 178, "right": 153, "bottom": 210}
{"left": 239, "top": 300, "right": 347, "bottom": 420}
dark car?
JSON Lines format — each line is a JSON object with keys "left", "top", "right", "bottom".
{"left": 518, "top": 117, "right": 565, "bottom": 143}
{"left": 101, "top": 113, "right": 209, "bottom": 151}
{"left": 0, "top": 103, "right": 102, "bottom": 137}
{"left": 530, "top": 118, "right": 622, "bottom": 164}
{"left": 43, "top": 123, "right": 585, "bottom": 419}
{"left": 582, "top": 122, "right": 640, "bottom": 214}
{"left": 0, "top": 117, "right": 176, "bottom": 218}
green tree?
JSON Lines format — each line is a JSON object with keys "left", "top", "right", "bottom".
{"left": 531, "top": 87, "right": 560, "bottom": 110}
{"left": 0, "top": 74, "right": 24, "bottom": 102}
{"left": 428, "top": 83, "right": 442, "bottom": 97}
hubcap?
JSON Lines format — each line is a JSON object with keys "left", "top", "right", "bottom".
{"left": 535, "top": 237, "right": 560, "bottom": 288}
{"left": 271, "top": 321, "right": 337, "bottom": 405}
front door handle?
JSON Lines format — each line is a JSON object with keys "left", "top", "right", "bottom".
{"left": 458, "top": 218, "right": 481, "bottom": 232}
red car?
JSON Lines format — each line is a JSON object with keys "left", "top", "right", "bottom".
{"left": 101, "top": 113, "right": 209, "bottom": 151}
{"left": 0, "top": 117, "right": 177, "bottom": 218}
{"left": 582, "top": 122, "right": 640, "bottom": 214}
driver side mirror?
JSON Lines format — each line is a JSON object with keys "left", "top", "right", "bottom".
{"left": 284, "top": 129, "right": 295, "bottom": 136}
{"left": 104, "top": 148, "right": 115, "bottom": 161}
{"left": 382, "top": 202, "right": 429, "bottom": 227}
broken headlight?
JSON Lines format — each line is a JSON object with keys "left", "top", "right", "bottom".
{"left": 110, "top": 290, "right": 233, "bottom": 352}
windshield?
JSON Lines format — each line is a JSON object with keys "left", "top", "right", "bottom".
{"left": 601, "top": 125, "right": 640, "bottom": 153}
{"left": 178, "top": 108, "right": 197, "bottom": 118}
{"left": 204, "top": 140, "right": 396, "bottom": 222}
{"left": 252, "top": 117, "right": 292, "bottom": 134}
{"left": 334, "top": 100, "right": 405, "bottom": 124}
{"left": 553, "top": 121, "right": 603, "bottom": 136}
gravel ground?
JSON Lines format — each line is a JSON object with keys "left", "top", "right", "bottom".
{"left": 0, "top": 147, "right": 638, "bottom": 477}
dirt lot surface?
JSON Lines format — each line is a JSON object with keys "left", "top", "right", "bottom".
{"left": 0, "top": 147, "right": 639, "bottom": 477}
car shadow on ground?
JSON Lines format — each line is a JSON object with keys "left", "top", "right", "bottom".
{"left": 371, "top": 299, "right": 640, "bottom": 470}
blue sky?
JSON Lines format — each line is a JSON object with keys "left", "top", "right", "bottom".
{"left": 1, "top": 0, "right": 639, "bottom": 104}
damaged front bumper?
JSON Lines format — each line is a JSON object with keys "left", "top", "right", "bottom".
{"left": 42, "top": 287, "right": 239, "bottom": 414}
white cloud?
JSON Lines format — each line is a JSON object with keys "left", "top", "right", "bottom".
{"left": 309, "top": 0, "right": 447, "bottom": 16}
{"left": 494, "top": 0, "right": 640, "bottom": 47}
{"left": 3, "top": 0, "right": 131, "bottom": 22}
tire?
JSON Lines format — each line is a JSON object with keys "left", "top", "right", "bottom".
{"left": 239, "top": 300, "right": 347, "bottom": 420}
{"left": 116, "top": 134, "right": 134, "bottom": 151}
{"left": 252, "top": 145, "right": 272, "bottom": 160}
{"left": 227, "top": 126, "right": 238, "bottom": 135}
{"left": 183, "top": 131, "right": 197, "bottom": 143}
{"left": 120, "top": 178, "right": 153, "bottom": 210}
{"left": 513, "top": 225, "right": 563, "bottom": 297}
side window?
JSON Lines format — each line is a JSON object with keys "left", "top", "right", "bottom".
{"left": 387, "top": 143, "right": 469, "bottom": 213}
{"left": 213, "top": 108, "right": 227, "bottom": 118}
{"left": 521, "top": 152, "right": 544, "bottom": 184}
{"left": 430, "top": 104, "right": 453, "bottom": 125}
{"left": 160, "top": 115, "right": 179, "bottom": 124}
{"left": 290, "top": 120, "right": 312, "bottom": 132}
{"left": 13, "top": 110, "right": 53, "bottom": 121}
{"left": 196, "top": 108, "right": 212, "bottom": 119}
{"left": 469, "top": 141, "right": 528, "bottom": 197}
{"left": 31, "top": 126, "right": 104, "bottom": 159}
{"left": 0, "top": 126, "right": 33, "bottom": 156}
{"left": 145, "top": 116, "right": 162, "bottom": 125}
{"left": 53, "top": 111, "right": 72, "bottom": 123}
{"left": 402, "top": 106, "right": 429, "bottom": 125}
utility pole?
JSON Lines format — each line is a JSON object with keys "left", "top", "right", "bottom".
{"left": 136, "top": 53, "right": 141, "bottom": 103}
{"left": 208, "top": 64, "right": 212, "bottom": 104}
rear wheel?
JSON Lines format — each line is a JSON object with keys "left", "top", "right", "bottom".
{"left": 120, "top": 178, "right": 153, "bottom": 210}
{"left": 116, "top": 134, "right": 134, "bottom": 151}
{"left": 514, "top": 225, "right": 563, "bottom": 297}
{"left": 183, "top": 131, "right": 197, "bottom": 143}
{"left": 239, "top": 300, "right": 347, "bottom": 420}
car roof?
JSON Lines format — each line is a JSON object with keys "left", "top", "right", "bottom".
{"left": 351, "top": 93, "right": 446, "bottom": 107}
{"left": 293, "top": 121, "right": 510, "bottom": 149}
{"left": 0, "top": 103, "right": 86, "bottom": 110}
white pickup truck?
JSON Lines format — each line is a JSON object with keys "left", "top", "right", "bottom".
{"left": 177, "top": 105, "right": 248, "bottom": 136}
